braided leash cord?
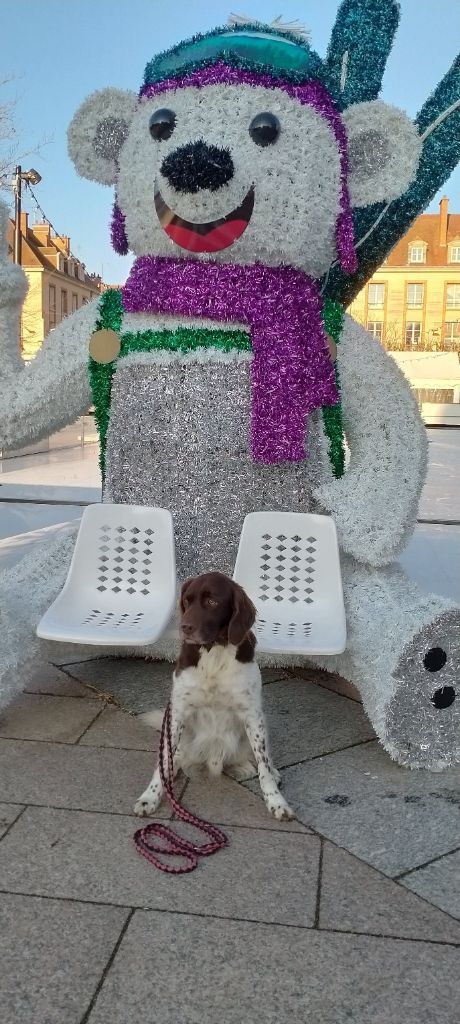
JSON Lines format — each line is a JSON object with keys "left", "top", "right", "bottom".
{"left": 133, "top": 702, "right": 229, "bottom": 873}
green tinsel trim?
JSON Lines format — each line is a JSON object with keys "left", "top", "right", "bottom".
{"left": 94, "top": 287, "right": 123, "bottom": 333}
{"left": 89, "top": 291, "right": 345, "bottom": 479}
{"left": 119, "top": 327, "right": 251, "bottom": 356}
{"left": 89, "top": 289, "right": 124, "bottom": 478}
{"left": 322, "top": 299, "right": 346, "bottom": 478}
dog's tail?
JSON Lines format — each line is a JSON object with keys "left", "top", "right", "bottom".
{"left": 137, "top": 709, "right": 165, "bottom": 730}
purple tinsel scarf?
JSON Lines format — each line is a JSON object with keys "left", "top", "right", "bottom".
{"left": 123, "top": 256, "right": 339, "bottom": 463}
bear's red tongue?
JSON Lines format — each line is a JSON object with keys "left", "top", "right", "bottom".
{"left": 155, "top": 184, "right": 254, "bottom": 254}
{"left": 164, "top": 217, "right": 248, "bottom": 253}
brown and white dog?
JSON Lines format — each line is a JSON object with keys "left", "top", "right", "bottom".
{"left": 134, "top": 572, "right": 294, "bottom": 821}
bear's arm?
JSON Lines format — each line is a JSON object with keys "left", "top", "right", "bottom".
{"left": 0, "top": 298, "right": 97, "bottom": 452}
{"left": 313, "top": 313, "right": 427, "bottom": 566}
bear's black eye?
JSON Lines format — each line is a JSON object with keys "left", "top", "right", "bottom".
{"left": 249, "top": 112, "right": 280, "bottom": 147}
{"left": 149, "top": 108, "right": 176, "bottom": 141}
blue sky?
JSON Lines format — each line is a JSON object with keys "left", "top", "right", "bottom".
{"left": 2, "top": 0, "right": 460, "bottom": 283}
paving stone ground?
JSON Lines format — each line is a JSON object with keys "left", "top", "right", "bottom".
{"left": 0, "top": 658, "right": 459, "bottom": 1024}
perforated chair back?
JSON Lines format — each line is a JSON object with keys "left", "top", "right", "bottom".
{"left": 37, "top": 504, "right": 176, "bottom": 647}
{"left": 233, "top": 512, "right": 346, "bottom": 656}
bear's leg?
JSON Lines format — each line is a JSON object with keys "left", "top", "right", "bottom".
{"left": 0, "top": 525, "right": 79, "bottom": 709}
{"left": 313, "top": 557, "right": 460, "bottom": 770}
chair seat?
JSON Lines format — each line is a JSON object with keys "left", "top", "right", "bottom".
{"left": 233, "top": 511, "right": 346, "bottom": 656}
{"left": 37, "top": 504, "right": 176, "bottom": 647}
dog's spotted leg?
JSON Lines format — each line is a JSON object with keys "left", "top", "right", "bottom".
{"left": 133, "top": 703, "right": 184, "bottom": 818}
{"left": 243, "top": 712, "right": 294, "bottom": 821}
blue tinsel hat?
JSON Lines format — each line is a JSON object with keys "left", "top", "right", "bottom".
{"left": 142, "top": 16, "right": 341, "bottom": 104}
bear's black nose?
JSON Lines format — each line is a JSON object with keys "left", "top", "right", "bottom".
{"left": 160, "top": 141, "right": 234, "bottom": 194}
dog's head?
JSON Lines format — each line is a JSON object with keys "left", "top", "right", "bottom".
{"left": 179, "top": 572, "right": 256, "bottom": 647}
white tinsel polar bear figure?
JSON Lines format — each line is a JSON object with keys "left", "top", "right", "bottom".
{"left": 1, "top": 1, "right": 459, "bottom": 769}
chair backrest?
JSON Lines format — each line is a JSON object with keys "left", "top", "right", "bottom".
{"left": 233, "top": 511, "right": 343, "bottom": 615}
{"left": 62, "top": 504, "right": 175, "bottom": 599}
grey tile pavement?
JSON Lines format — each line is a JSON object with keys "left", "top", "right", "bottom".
{"left": 262, "top": 666, "right": 291, "bottom": 683}
{"left": 263, "top": 677, "right": 374, "bottom": 767}
{"left": 85, "top": 910, "right": 460, "bottom": 1024}
{"left": 180, "top": 773, "right": 311, "bottom": 831}
{"left": 0, "top": 806, "right": 320, "bottom": 925}
{"left": 1, "top": 660, "right": 459, "bottom": 1023}
{"left": 287, "top": 662, "right": 362, "bottom": 701}
{"left": 64, "top": 656, "right": 173, "bottom": 713}
{"left": 0, "top": 738, "right": 170, "bottom": 815}
{"left": 319, "top": 841, "right": 460, "bottom": 943}
{"left": 79, "top": 705, "right": 160, "bottom": 751}
{"left": 0, "top": 892, "right": 128, "bottom": 1024}
{"left": 24, "top": 663, "right": 94, "bottom": 697}
{"left": 0, "top": 803, "right": 24, "bottom": 840}
{"left": 401, "top": 850, "right": 460, "bottom": 921}
{"left": 0, "top": 693, "right": 102, "bottom": 743}
{"left": 279, "top": 740, "right": 460, "bottom": 876}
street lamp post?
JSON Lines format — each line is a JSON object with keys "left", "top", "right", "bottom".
{"left": 13, "top": 166, "right": 42, "bottom": 265}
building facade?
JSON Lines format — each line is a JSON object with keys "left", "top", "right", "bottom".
{"left": 348, "top": 197, "right": 460, "bottom": 352}
{"left": 7, "top": 213, "right": 102, "bottom": 361}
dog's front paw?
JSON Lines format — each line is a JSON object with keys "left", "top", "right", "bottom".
{"left": 269, "top": 798, "right": 295, "bottom": 821}
{"left": 133, "top": 792, "right": 161, "bottom": 818}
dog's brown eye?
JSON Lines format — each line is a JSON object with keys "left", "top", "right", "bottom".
{"left": 207, "top": 597, "right": 218, "bottom": 607}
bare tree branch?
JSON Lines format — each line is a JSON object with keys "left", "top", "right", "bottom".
{"left": 0, "top": 75, "right": 53, "bottom": 194}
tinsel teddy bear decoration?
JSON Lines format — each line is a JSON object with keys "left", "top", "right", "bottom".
{"left": 0, "top": 0, "right": 459, "bottom": 770}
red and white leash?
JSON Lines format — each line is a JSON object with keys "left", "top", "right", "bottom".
{"left": 133, "top": 702, "right": 228, "bottom": 874}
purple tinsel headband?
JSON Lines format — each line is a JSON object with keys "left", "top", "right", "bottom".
{"left": 123, "top": 255, "right": 339, "bottom": 464}
{"left": 138, "top": 62, "right": 357, "bottom": 274}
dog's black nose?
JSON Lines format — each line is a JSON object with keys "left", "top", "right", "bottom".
{"left": 160, "top": 141, "right": 234, "bottom": 194}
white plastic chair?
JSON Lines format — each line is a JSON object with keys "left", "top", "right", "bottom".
{"left": 233, "top": 512, "right": 346, "bottom": 656}
{"left": 37, "top": 504, "right": 176, "bottom": 647}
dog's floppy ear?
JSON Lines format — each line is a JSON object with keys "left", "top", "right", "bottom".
{"left": 228, "top": 582, "right": 256, "bottom": 646}
{"left": 179, "top": 578, "right": 196, "bottom": 613}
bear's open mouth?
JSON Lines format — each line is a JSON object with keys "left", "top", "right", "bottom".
{"left": 154, "top": 184, "right": 254, "bottom": 253}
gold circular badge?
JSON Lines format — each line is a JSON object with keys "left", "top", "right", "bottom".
{"left": 89, "top": 329, "right": 121, "bottom": 364}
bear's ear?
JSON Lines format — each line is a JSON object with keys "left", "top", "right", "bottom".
{"left": 343, "top": 100, "right": 422, "bottom": 208}
{"left": 67, "top": 88, "right": 137, "bottom": 185}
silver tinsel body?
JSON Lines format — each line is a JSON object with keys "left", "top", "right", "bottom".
{"left": 105, "top": 356, "right": 323, "bottom": 579}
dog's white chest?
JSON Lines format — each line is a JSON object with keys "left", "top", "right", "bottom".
{"left": 174, "top": 645, "right": 260, "bottom": 711}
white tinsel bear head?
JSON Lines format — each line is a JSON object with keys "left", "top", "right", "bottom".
{"left": 67, "top": 23, "right": 422, "bottom": 278}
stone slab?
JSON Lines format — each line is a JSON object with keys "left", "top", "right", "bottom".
{"left": 87, "top": 910, "right": 460, "bottom": 1024}
{"left": 279, "top": 740, "right": 460, "bottom": 876}
{"left": 0, "top": 738, "right": 170, "bottom": 816}
{"left": 180, "top": 774, "right": 310, "bottom": 831}
{"left": 261, "top": 666, "right": 290, "bottom": 684}
{"left": 64, "top": 657, "right": 172, "bottom": 713}
{"left": 79, "top": 705, "right": 159, "bottom": 751}
{"left": 0, "top": 806, "right": 320, "bottom": 925}
{"left": 0, "top": 694, "right": 102, "bottom": 743}
{"left": 290, "top": 663, "right": 361, "bottom": 701}
{"left": 0, "top": 803, "right": 24, "bottom": 839}
{"left": 0, "top": 891, "right": 128, "bottom": 1024}
{"left": 262, "top": 677, "right": 374, "bottom": 768}
{"left": 24, "top": 663, "right": 93, "bottom": 698}
{"left": 319, "top": 841, "right": 460, "bottom": 943}
{"left": 401, "top": 850, "right": 460, "bottom": 921}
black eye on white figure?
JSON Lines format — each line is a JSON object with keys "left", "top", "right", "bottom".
{"left": 249, "top": 112, "right": 280, "bottom": 147}
{"left": 149, "top": 108, "right": 176, "bottom": 141}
